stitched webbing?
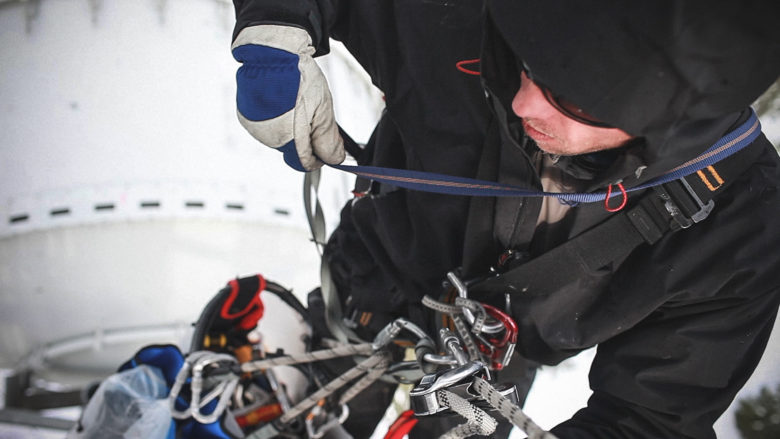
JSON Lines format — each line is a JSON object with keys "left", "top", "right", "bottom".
{"left": 329, "top": 110, "right": 761, "bottom": 202}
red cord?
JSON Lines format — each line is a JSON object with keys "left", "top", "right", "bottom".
{"left": 604, "top": 183, "right": 628, "bottom": 212}
{"left": 455, "top": 58, "right": 481, "bottom": 75}
{"left": 384, "top": 410, "right": 418, "bottom": 439}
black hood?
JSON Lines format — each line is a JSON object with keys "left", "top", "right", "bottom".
{"left": 483, "top": 0, "right": 780, "bottom": 184}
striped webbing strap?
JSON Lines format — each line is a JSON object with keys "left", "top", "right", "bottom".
{"left": 329, "top": 110, "right": 762, "bottom": 203}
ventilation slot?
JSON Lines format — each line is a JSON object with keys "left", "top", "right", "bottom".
{"left": 9, "top": 214, "right": 29, "bottom": 224}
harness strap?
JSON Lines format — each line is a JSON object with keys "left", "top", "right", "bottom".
{"left": 329, "top": 110, "right": 762, "bottom": 203}
{"left": 475, "top": 132, "right": 766, "bottom": 295}
{"left": 304, "top": 169, "right": 364, "bottom": 344}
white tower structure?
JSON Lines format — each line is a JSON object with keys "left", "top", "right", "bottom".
{"left": 0, "top": 0, "right": 380, "bottom": 392}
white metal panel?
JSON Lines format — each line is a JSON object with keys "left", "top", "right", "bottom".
{"left": 0, "top": 0, "right": 381, "bottom": 381}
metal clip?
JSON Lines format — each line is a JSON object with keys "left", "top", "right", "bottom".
{"left": 372, "top": 317, "right": 432, "bottom": 350}
{"left": 440, "top": 328, "right": 469, "bottom": 365}
{"left": 447, "top": 272, "right": 505, "bottom": 334}
{"left": 305, "top": 402, "right": 349, "bottom": 439}
{"left": 409, "top": 361, "right": 485, "bottom": 416}
{"left": 655, "top": 179, "right": 714, "bottom": 230}
{"left": 477, "top": 304, "right": 518, "bottom": 370}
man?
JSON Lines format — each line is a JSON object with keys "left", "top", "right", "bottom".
{"left": 230, "top": 0, "right": 780, "bottom": 437}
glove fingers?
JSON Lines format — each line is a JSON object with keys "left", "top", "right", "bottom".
{"left": 293, "top": 100, "right": 319, "bottom": 171}
{"left": 309, "top": 89, "right": 345, "bottom": 166}
{"left": 295, "top": 58, "right": 345, "bottom": 170}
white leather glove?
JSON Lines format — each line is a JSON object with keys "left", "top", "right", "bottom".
{"left": 232, "top": 25, "right": 345, "bottom": 171}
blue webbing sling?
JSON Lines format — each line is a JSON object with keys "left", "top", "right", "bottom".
{"left": 329, "top": 110, "right": 761, "bottom": 203}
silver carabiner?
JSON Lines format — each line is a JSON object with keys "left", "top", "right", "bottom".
{"left": 447, "top": 272, "right": 505, "bottom": 334}
{"left": 305, "top": 403, "right": 349, "bottom": 439}
{"left": 372, "top": 317, "right": 432, "bottom": 350}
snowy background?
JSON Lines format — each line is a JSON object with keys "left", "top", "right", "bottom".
{"left": 0, "top": 1, "right": 777, "bottom": 438}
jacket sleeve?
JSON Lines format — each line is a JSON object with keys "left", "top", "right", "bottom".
{"left": 550, "top": 289, "right": 779, "bottom": 438}
{"left": 232, "top": 0, "right": 338, "bottom": 55}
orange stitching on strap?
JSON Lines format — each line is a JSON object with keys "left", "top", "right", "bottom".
{"left": 697, "top": 166, "right": 725, "bottom": 191}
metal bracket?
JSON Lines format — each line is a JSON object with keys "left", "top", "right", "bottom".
{"left": 655, "top": 179, "right": 714, "bottom": 230}
{"left": 409, "top": 361, "right": 485, "bottom": 415}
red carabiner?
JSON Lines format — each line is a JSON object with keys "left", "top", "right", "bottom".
{"left": 477, "top": 304, "right": 518, "bottom": 370}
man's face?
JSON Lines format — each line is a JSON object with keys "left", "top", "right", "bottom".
{"left": 512, "top": 71, "right": 632, "bottom": 156}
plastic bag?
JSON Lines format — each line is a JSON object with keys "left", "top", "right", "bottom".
{"left": 67, "top": 364, "right": 173, "bottom": 439}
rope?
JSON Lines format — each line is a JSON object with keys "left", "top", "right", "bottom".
{"left": 244, "top": 351, "right": 390, "bottom": 439}
{"left": 279, "top": 351, "right": 391, "bottom": 423}
{"left": 422, "top": 295, "right": 483, "bottom": 362}
{"left": 338, "top": 354, "right": 391, "bottom": 405}
{"left": 240, "top": 343, "right": 375, "bottom": 373}
{"left": 472, "top": 377, "right": 559, "bottom": 439}
{"left": 437, "top": 389, "right": 497, "bottom": 439}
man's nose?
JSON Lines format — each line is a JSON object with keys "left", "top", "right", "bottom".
{"left": 511, "top": 72, "right": 554, "bottom": 119}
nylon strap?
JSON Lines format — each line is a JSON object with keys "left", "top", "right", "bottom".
{"left": 329, "top": 110, "right": 761, "bottom": 202}
{"left": 475, "top": 127, "right": 766, "bottom": 295}
{"left": 304, "top": 169, "right": 364, "bottom": 343}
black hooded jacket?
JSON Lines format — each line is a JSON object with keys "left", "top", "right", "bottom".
{"left": 232, "top": 0, "right": 780, "bottom": 437}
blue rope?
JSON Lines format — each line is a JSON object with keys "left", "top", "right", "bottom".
{"left": 330, "top": 110, "right": 761, "bottom": 204}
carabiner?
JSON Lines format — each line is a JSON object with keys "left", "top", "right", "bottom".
{"left": 476, "top": 304, "right": 518, "bottom": 370}
{"left": 305, "top": 401, "right": 349, "bottom": 439}
{"left": 447, "top": 272, "right": 505, "bottom": 334}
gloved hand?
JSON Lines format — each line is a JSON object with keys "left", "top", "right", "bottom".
{"left": 232, "top": 25, "right": 345, "bottom": 171}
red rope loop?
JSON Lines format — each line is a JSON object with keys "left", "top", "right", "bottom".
{"left": 604, "top": 182, "right": 628, "bottom": 212}
{"left": 455, "top": 58, "right": 481, "bottom": 75}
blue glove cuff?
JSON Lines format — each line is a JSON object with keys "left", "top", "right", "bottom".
{"left": 279, "top": 140, "right": 306, "bottom": 172}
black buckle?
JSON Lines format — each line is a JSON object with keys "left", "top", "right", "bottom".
{"left": 654, "top": 177, "right": 714, "bottom": 230}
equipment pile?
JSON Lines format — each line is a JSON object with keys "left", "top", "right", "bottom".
{"left": 69, "top": 273, "right": 557, "bottom": 439}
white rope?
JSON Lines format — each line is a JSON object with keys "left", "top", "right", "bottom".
{"left": 240, "top": 343, "right": 375, "bottom": 373}
{"left": 472, "top": 377, "right": 558, "bottom": 439}
{"left": 279, "top": 351, "right": 391, "bottom": 423}
{"left": 437, "top": 389, "right": 497, "bottom": 439}
{"left": 337, "top": 355, "right": 390, "bottom": 405}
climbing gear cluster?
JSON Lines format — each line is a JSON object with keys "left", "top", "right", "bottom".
{"left": 75, "top": 272, "right": 557, "bottom": 439}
